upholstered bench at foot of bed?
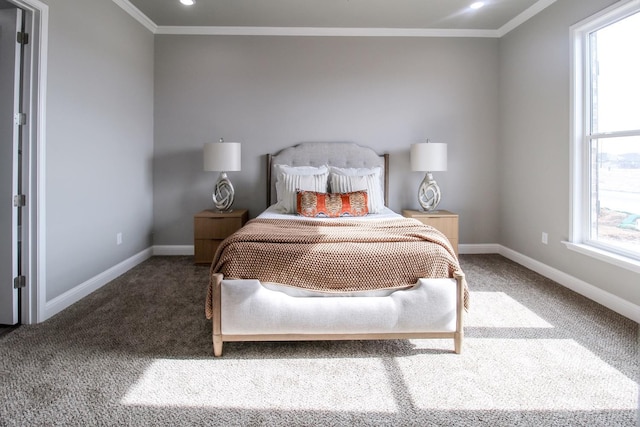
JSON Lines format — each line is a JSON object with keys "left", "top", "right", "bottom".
{"left": 211, "top": 271, "right": 466, "bottom": 356}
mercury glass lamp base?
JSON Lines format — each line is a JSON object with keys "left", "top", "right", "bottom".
{"left": 418, "top": 172, "right": 441, "bottom": 211}
{"left": 212, "top": 172, "right": 235, "bottom": 212}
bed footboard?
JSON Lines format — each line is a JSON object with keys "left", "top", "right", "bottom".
{"left": 211, "top": 271, "right": 465, "bottom": 357}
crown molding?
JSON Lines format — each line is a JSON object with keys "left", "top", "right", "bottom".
{"left": 114, "top": 0, "right": 557, "bottom": 38}
{"left": 155, "top": 26, "right": 499, "bottom": 37}
{"left": 497, "top": 0, "right": 557, "bottom": 37}
{"left": 112, "top": 0, "right": 157, "bottom": 33}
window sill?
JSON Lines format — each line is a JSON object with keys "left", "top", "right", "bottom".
{"left": 562, "top": 241, "right": 640, "bottom": 274}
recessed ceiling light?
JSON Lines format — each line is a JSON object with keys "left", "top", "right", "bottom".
{"left": 180, "top": 0, "right": 195, "bottom": 5}
{"left": 470, "top": 2, "right": 485, "bottom": 9}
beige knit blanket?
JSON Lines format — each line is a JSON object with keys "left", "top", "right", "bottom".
{"left": 206, "top": 217, "right": 468, "bottom": 319}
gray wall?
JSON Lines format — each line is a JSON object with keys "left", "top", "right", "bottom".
{"left": 153, "top": 35, "right": 500, "bottom": 245}
{"left": 38, "top": 0, "right": 637, "bottom": 312}
{"left": 43, "top": 0, "right": 154, "bottom": 300}
{"left": 498, "top": 0, "right": 639, "bottom": 306}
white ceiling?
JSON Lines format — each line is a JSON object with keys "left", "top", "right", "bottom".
{"left": 121, "top": 0, "right": 556, "bottom": 36}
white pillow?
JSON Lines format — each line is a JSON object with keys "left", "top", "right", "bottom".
{"left": 274, "top": 164, "right": 329, "bottom": 213}
{"left": 329, "top": 166, "right": 385, "bottom": 213}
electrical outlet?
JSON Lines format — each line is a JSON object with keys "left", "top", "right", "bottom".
{"left": 541, "top": 232, "right": 548, "bottom": 245}
{"left": 117, "top": 232, "right": 123, "bottom": 245}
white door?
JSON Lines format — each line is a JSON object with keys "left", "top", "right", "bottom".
{"left": 0, "top": 6, "right": 23, "bottom": 325}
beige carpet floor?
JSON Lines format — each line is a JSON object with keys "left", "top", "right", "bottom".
{"left": 0, "top": 254, "right": 638, "bottom": 426}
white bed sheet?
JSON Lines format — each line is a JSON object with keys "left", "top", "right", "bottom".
{"left": 257, "top": 204, "right": 404, "bottom": 221}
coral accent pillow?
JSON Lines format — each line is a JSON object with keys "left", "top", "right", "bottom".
{"left": 296, "top": 191, "right": 369, "bottom": 218}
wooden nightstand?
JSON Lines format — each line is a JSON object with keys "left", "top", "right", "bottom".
{"left": 402, "top": 209, "right": 459, "bottom": 256}
{"left": 194, "top": 209, "right": 249, "bottom": 264}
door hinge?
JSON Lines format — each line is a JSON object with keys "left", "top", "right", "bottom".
{"left": 13, "top": 194, "right": 26, "bottom": 207}
{"left": 14, "top": 276, "right": 26, "bottom": 289}
{"left": 17, "top": 32, "right": 29, "bottom": 45}
{"left": 14, "top": 112, "right": 26, "bottom": 126}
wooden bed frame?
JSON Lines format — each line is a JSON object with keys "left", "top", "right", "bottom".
{"left": 211, "top": 142, "right": 465, "bottom": 356}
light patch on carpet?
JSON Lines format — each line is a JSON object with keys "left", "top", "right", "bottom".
{"left": 397, "top": 338, "right": 637, "bottom": 411}
{"left": 122, "top": 358, "right": 398, "bottom": 412}
{"left": 465, "top": 292, "right": 554, "bottom": 328}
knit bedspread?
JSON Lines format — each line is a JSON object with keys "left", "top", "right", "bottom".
{"left": 206, "top": 217, "right": 468, "bottom": 319}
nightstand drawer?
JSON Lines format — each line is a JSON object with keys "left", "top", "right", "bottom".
{"left": 402, "top": 209, "right": 459, "bottom": 256}
{"left": 420, "top": 217, "right": 458, "bottom": 238}
{"left": 194, "top": 239, "right": 223, "bottom": 264}
{"left": 193, "top": 209, "right": 249, "bottom": 265}
{"left": 194, "top": 217, "right": 244, "bottom": 239}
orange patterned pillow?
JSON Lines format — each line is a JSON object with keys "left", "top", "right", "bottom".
{"left": 296, "top": 191, "right": 369, "bottom": 217}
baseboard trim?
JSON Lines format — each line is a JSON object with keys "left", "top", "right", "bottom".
{"left": 152, "top": 245, "right": 194, "bottom": 256}
{"left": 498, "top": 245, "right": 640, "bottom": 323}
{"left": 458, "top": 243, "right": 500, "bottom": 254}
{"left": 44, "top": 248, "right": 153, "bottom": 321}
{"left": 42, "top": 243, "right": 639, "bottom": 324}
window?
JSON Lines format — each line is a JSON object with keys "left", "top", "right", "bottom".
{"left": 569, "top": 0, "right": 640, "bottom": 271}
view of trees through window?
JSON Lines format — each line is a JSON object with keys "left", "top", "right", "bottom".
{"left": 589, "top": 11, "right": 640, "bottom": 258}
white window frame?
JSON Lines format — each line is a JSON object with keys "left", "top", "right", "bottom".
{"left": 566, "top": 0, "right": 640, "bottom": 274}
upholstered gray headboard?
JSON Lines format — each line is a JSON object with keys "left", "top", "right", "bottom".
{"left": 267, "top": 142, "right": 389, "bottom": 208}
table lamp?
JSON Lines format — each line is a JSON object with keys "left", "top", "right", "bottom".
{"left": 410, "top": 140, "right": 447, "bottom": 211}
{"left": 203, "top": 138, "right": 241, "bottom": 212}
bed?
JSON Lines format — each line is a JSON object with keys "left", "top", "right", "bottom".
{"left": 206, "top": 142, "right": 468, "bottom": 356}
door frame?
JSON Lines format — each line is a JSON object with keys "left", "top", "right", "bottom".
{"left": 0, "top": 6, "right": 21, "bottom": 325}
{"left": 7, "top": 0, "right": 47, "bottom": 324}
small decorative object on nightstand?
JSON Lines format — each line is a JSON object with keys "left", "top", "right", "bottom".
{"left": 402, "top": 209, "right": 459, "bottom": 256}
{"left": 194, "top": 209, "right": 248, "bottom": 264}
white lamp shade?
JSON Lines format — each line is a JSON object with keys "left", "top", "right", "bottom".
{"left": 410, "top": 142, "right": 447, "bottom": 172}
{"left": 203, "top": 142, "right": 241, "bottom": 172}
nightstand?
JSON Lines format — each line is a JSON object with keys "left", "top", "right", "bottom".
{"left": 402, "top": 209, "right": 459, "bottom": 256}
{"left": 194, "top": 209, "right": 249, "bottom": 264}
